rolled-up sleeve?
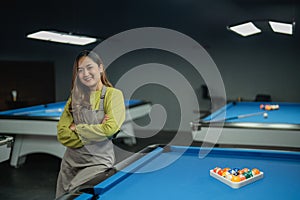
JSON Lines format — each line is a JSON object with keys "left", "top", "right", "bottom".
{"left": 57, "top": 98, "right": 84, "bottom": 148}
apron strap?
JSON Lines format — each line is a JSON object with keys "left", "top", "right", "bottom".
{"left": 99, "top": 86, "right": 107, "bottom": 111}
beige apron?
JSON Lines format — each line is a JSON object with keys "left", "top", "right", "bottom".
{"left": 56, "top": 86, "right": 115, "bottom": 198}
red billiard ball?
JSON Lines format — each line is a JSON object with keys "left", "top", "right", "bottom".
{"left": 218, "top": 169, "right": 224, "bottom": 176}
{"left": 213, "top": 167, "right": 221, "bottom": 173}
{"left": 260, "top": 104, "right": 265, "bottom": 110}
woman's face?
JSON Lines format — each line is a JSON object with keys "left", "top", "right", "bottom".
{"left": 77, "top": 56, "right": 103, "bottom": 91}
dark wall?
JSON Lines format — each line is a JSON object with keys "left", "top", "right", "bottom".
{"left": 0, "top": 61, "right": 55, "bottom": 110}
{"left": 1, "top": 30, "right": 299, "bottom": 130}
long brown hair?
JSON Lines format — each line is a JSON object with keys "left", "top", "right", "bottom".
{"left": 69, "top": 50, "right": 113, "bottom": 112}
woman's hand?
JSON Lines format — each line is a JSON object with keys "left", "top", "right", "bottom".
{"left": 69, "top": 123, "right": 76, "bottom": 131}
{"left": 102, "top": 114, "right": 109, "bottom": 124}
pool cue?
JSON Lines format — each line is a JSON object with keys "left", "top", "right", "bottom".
{"left": 209, "top": 111, "right": 266, "bottom": 123}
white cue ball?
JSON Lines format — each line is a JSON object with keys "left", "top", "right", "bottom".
{"left": 263, "top": 113, "right": 268, "bottom": 118}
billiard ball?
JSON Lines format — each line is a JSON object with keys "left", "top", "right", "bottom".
{"left": 231, "top": 175, "right": 241, "bottom": 182}
{"left": 222, "top": 171, "right": 230, "bottom": 177}
{"left": 213, "top": 167, "right": 221, "bottom": 173}
{"left": 260, "top": 104, "right": 264, "bottom": 110}
{"left": 239, "top": 168, "right": 249, "bottom": 174}
{"left": 238, "top": 174, "right": 246, "bottom": 181}
{"left": 222, "top": 167, "right": 230, "bottom": 172}
{"left": 228, "top": 169, "right": 238, "bottom": 176}
{"left": 252, "top": 168, "right": 260, "bottom": 175}
{"left": 232, "top": 168, "right": 240, "bottom": 173}
{"left": 263, "top": 113, "right": 268, "bottom": 118}
{"left": 264, "top": 105, "right": 271, "bottom": 110}
{"left": 225, "top": 174, "right": 233, "bottom": 180}
{"left": 218, "top": 169, "right": 224, "bottom": 176}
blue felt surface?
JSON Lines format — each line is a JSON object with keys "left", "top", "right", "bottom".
{"left": 82, "top": 146, "right": 300, "bottom": 200}
{"left": 203, "top": 102, "right": 300, "bottom": 124}
{"left": 0, "top": 102, "right": 65, "bottom": 117}
{"left": 0, "top": 100, "right": 143, "bottom": 117}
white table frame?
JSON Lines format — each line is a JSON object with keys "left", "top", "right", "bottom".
{"left": 192, "top": 122, "right": 300, "bottom": 148}
{"left": 0, "top": 103, "right": 151, "bottom": 167}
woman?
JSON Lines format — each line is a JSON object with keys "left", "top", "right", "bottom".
{"left": 56, "top": 50, "right": 125, "bottom": 198}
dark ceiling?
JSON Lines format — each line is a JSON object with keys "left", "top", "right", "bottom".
{"left": 1, "top": 0, "right": 299, "bottom": 53}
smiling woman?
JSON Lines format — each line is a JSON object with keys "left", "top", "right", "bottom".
{"left": 56, "top": 50, "right": 126, "bottom": 198}
{"left": 77, "top": 56, "right": 103, "bottom": 90}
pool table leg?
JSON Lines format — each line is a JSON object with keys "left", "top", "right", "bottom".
{"left": 10, "top": 135, "right": 66, "bottom": 168}
{"left": 10, "top": 135, "right": 26, "bottom": 168}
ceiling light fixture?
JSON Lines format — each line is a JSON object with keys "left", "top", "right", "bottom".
{"left": 228, "top": 22, "right": 261, "bottom": 37}
{"left": 27, "top": 30, "right": 97, "bottom": 45}
{"left": 268, "top": 21, "right": 294, "bottom": 35}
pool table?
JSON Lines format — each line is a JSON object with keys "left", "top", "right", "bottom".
{"left": 73, "top": 145, "right": 300, "bottom": 200}
{"left": 191, "top": 102, "right": 300, "bottom": 148}
{"left": 0, "top": 100, "right": 151, "bottom": 167}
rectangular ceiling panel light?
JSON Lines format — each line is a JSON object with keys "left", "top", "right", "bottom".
{"left": 228, "top": 22, "right": 261, "bottom": 37}
{"left": 27, "top": 31, "right": 97, "bottom": 45}
{"left": 269, "top": 21, "right": 293, "bottom": 35}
